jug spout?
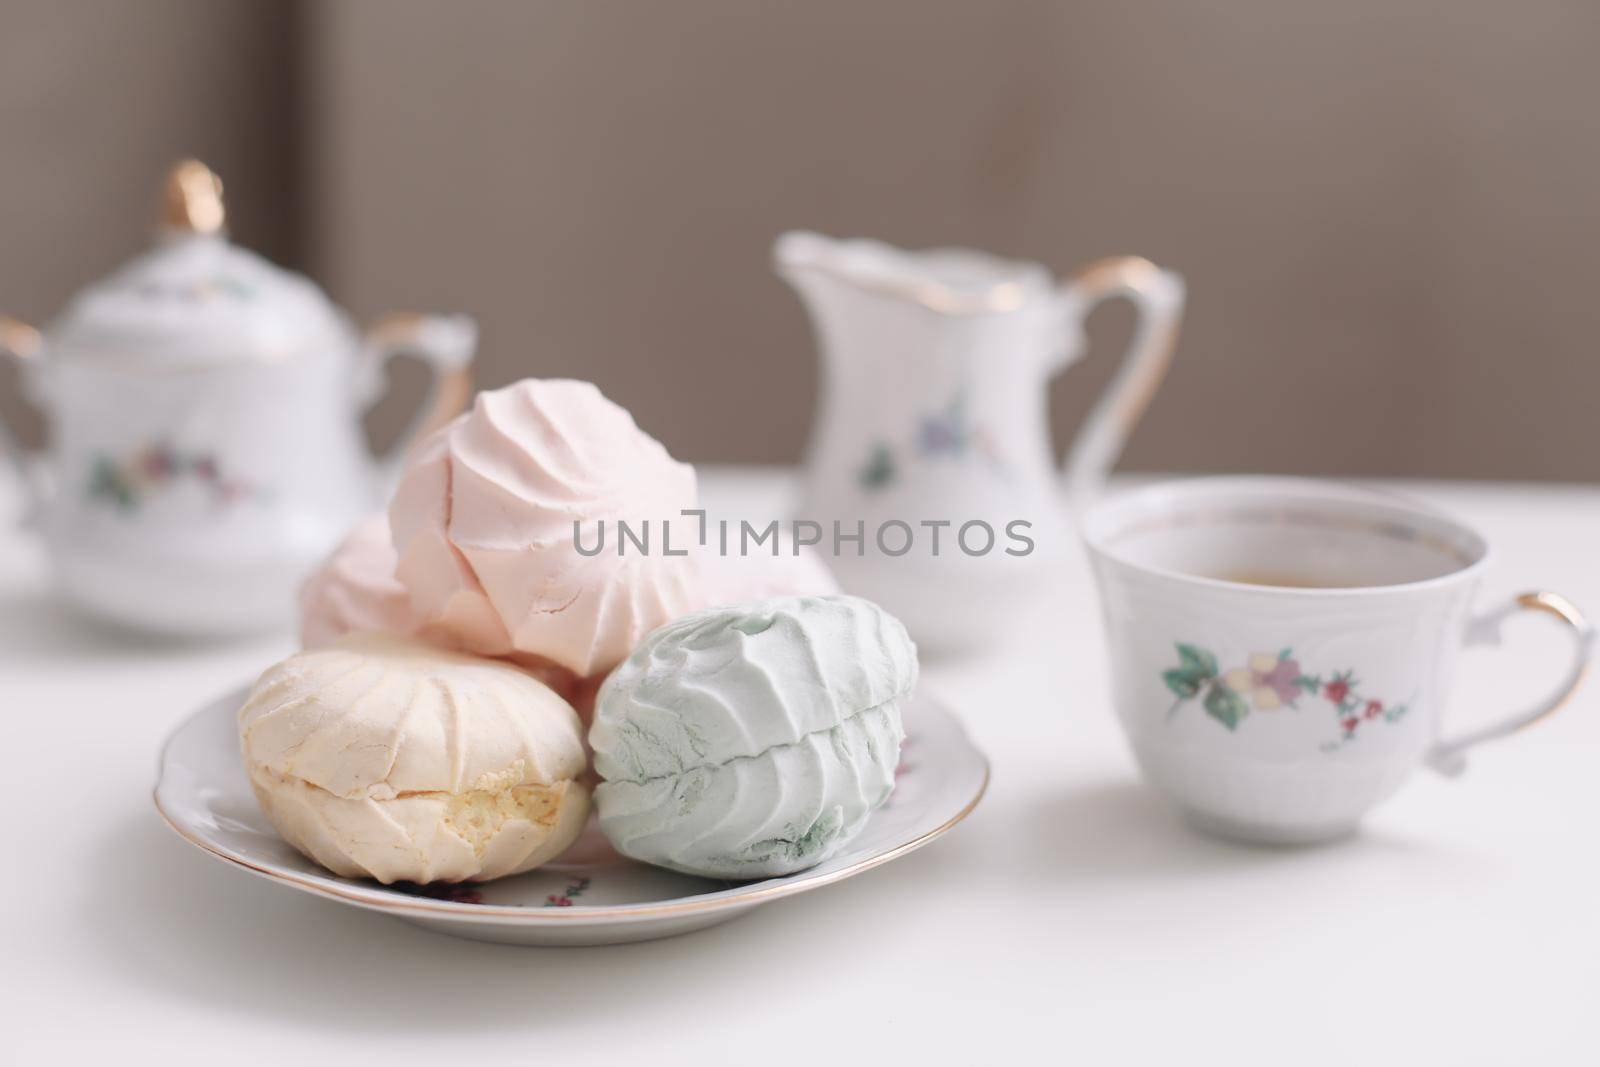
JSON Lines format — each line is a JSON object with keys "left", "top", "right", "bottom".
{"left": 774, "top": 231, "right": 1053, "bottom": 316}
{"left": 774, "top": 230, "right": 1072, "bottom": 390}
{"left": 771, "top": 231, "right": 846, "bottom": 319}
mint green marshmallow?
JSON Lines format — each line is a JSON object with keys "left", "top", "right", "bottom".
{"left": 589, "top": 594, "right": 917, "bottom": 879}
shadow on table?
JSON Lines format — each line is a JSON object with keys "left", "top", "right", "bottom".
{"left": 81, "top": 809, "right": 871, "bottom": 1035}
{"left": 1016, "top": 778, "right": 1437, "bottom": 882}
{"left": 0, "top": 585, "right": 266, "bottom": 662}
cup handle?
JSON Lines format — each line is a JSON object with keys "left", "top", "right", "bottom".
{"left": 1058, "top": 257, "right": 1185, "bottom": 508}
{"left": 1427, "top": 590, "right": 1595, "bottom": 777}
{"left": 0, "top": 315, "right": 46, "bottom": 521}
{"left": 358, "top": 312, "right": 477, "bottom": 483}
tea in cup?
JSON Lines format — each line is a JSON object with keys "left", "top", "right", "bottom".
{"left": 1082, "top": 476, "right": 1594, "bottom": 844}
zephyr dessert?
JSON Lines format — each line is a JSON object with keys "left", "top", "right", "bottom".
{"left": 387, "top": 378, "right": 700, "bottom": 680}
{"left": 242, "top": 377, "right": 912, "bottom": 887}
{"left": 238, "top": 633, "right": 589, "bottom": 884}
{"left": 297, "top": 514, "right": 415, "bottom": 649}
{"left": 591, "top": 595, "right": 914, "bottom": 878}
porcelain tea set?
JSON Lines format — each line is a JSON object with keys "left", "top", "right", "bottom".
{"left": 772, "top": 232, "right": 1592, "bottom": 843}
{"left": 9, "top": 160, "right": 1593, "bottom": 849}
{"left": 0, "top": 161, "right": 475, "bottom": 633}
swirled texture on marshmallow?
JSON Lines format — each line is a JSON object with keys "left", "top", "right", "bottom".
{"left": 389, "top": 378, "right": 699, "bottom": 678}
{"left": 238, "top": 633, "right": 589, "bottom": 884}
{"left": 297, "top": 514, "right": 415, "bottom": 649}
{"left": 591, "top": 595, "right": 916, "bottom": 878}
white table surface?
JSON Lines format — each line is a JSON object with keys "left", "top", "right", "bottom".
{"left": 4, "top": 467, "right": 1598, "bottom": 1066}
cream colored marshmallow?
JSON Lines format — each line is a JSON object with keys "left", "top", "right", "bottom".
{"left": 238, "top": 633, "right": 589, "bottom": 884}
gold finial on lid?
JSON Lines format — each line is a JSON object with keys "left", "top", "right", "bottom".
{"left": 161, "top": 159, "right": 226, "bottom": 235}
{"left": 0, "top": 315, "right": 42, "bottom": 361}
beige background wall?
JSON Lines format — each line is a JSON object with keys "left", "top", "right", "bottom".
{"left": 5, "top": 0, "right": 1600, "bottom": 480}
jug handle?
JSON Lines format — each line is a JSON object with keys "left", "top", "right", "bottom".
{"left": 357, "top": 313, "right": 477, "bottom": 487}
{"left": 0, "top": 315, "right": 46, "bottom": 522}
{"left": 1058, "top": 257, "right": 1185, "bottom": 509}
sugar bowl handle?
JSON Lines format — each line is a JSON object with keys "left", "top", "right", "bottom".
{"left": 0, "top": 315, "right": 46, "bottom": 521}
{"left": 358, "top": 313, "right": 477, "bottom": 483}
{"left": 1058, "top": 257, "right": 1185, "bottom": 508}
{"left": 1427, "top": 590, "right": 1595, "bottom": 776}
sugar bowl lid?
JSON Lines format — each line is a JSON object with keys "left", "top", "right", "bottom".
{"left": 46, "top": 160, "right": 351, "bottom": 363}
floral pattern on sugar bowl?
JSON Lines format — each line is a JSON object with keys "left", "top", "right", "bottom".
{"left": 86, "top": 440, "right": 265, "bottom": 513}
{"left": 1161, "top": 644, "right": 1411, "bottom": 748}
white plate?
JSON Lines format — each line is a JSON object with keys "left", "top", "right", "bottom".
{"left": 154, "top": 686, "right": 989, "bottom": 946}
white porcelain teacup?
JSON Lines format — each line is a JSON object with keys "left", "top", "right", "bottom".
{"left": 1083, "top": 476, "right": 1594, "bottom": 844}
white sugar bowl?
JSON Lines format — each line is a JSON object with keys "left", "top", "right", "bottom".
{"left": 0, "top": 160, "right": 475, "bottom": 635}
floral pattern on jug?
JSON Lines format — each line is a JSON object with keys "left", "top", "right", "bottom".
{"left": 1162, "top": 643, "right": 1411, "bottom": 747}
{"left": 776, "top": 231, "right": 1185, "bottom": 653}
{"left": 855, "top": 384, "right": 1010, "bottom": 492}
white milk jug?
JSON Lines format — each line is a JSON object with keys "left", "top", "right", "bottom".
{"left": 776, "top": 232, "right": 1184, "bottom": 652}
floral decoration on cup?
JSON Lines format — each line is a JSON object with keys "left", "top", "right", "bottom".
{"left": 1162, "top": 643, "right": 1410, "bottom": 745}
